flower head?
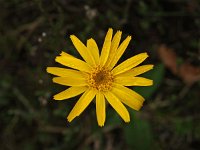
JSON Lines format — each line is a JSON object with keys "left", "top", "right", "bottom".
{"left": 47, "top": 28, "right": 153, "bottom": 126}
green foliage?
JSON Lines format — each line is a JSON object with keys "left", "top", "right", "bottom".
{"left": 124, "top": 112, "right": 155, "bottom": 150}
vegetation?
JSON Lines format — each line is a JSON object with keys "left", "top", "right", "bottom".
{"left": 1, "top": 0, "right": 200, "bottom": 149}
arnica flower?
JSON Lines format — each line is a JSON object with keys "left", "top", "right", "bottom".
{"left": 47, "top": 28, "right": 153, "bottom": 127}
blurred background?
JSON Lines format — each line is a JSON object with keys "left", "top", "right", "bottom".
{"left": 0, "top": 0, "right": 200, "bottom": 150}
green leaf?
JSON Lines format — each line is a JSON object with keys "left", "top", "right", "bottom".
{"left": 106, "top": 108, "right": 122, "bottom": 126}
{"left": 124, "top": 111, "right": 155, "bottom": 150}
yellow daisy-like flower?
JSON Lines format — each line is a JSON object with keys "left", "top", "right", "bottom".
{"left": 47, "top": 28, "right": 153, "bottom": 127}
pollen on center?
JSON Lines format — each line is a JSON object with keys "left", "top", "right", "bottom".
{"left": 87, "top": 66, "right": 114, "bottom": 91}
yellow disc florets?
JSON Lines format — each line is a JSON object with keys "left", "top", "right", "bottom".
{"left": 87, "top": 66, "right": 114, "bottom": 91}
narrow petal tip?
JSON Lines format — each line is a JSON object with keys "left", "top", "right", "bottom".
{"left": 124, "top": 116, "right": 130, "bottom": 123}
{"left": 149, "top": 64, "right": 154, "bottom": 69}
{"left": 139, "top": 52, "right": 149, "bottom": 60}
{"left": 135, "top": 103, "right": 144, "bottom": 111}
{"left": 107, "top": 28, "right": 113, "bottom": 35}
{"left": 67, "top": 115, "right": 78, "bottom": 123}
{"left": 144, "top": 52, "right": 149, "bottom": 57}
{"left": 70, "top": 35, "right": 79, "bottom": 43}
{"left": 151, "top": 80, "right": 154, "bottom": 85}
{"left": 127, "top": 35, "right": 132, "bottom": 39}
{"left": 60, "top": 51, "right": 66, "bottom": 56}
{"left": 53, "top": 95, "right": 60, "bottom": 100}
{"left": 53, "top": 96, "right": 58, "bottom": 100}
{"left": 117, "top": 30, "right": 122, "bottom": 33}
{"left": 67, "top": 117, "right": 72, "bottom": 122}
{"left": 67, "top": 114, "right": 75, "bottom": 122}
{"left": 70, "top": 34, "right": 75, "bottom": 39}
{"left": 55, "top": 56, "right": 59, "bottom": 62}
{"left": 52, "top": 78, "right": 56, "bottom": 83}
{"left": 46, "top": 67, "right": 50, "bottom": 73}
{"left": 125, "top": 35, "right": 132, "bottom": 43}
{"left": 52, "top": 77, "right": 60, "bottom": 84}
{"left": 98, "top": 123, "right": 105, "bottom": 127}
{"left": 87, "top": 38, "right": 93, "bottom": 41}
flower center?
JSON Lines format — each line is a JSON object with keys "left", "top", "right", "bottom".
{"left": 87, "top": 66, "right": 114, "bottom": 91}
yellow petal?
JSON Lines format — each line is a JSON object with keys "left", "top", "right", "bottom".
{"left": 105, "top": 31, "right": 122, "bottom": 67}
{"left": 115, "top": 76, "right": 153, "bottom": 86}
{"left": 96, "top": 92, "right": 106, "bottom": 127}
{"left": 112, "top": 53, "right": 148, "bottom": 75}
{"left": 70, "top": 35, "right": 96, "bottom": 66}
{"left": 53, "top": 77, "right": 87, "bottom": 86}
{"left": 116, "top": 65, "right": 154, "bottom": 77}
{"left": 87, "top": 38, "right": 100, "bottom": 65}
{"left": 54, "top": 86, "right": 88, "bottom": 100}
{"left": 46, "top": 67, "right": 84, "bottom": 78}
{"left": 60, "top": 51, "right": 74, "bottom": 58}
{"left": 55, "top": 52, "right": 92, "bottom": 72}
{"left": 100, "top": 28, "right": 113, "bottom": 66}
{"left": 109, "top": 36, "right": 131, "bottom": 69}
{"left": 111, "top": 84, "right": 144, "bottom": 111}
{"left": 104, "top": 91, "right": 130, "bottom": 122}
{"left": 67, "top": 89, "right": 97, "bottom": 122}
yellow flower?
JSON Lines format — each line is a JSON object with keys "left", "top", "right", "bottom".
{"left": 47, "top": 28, "right": 153, "bottom": 127}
